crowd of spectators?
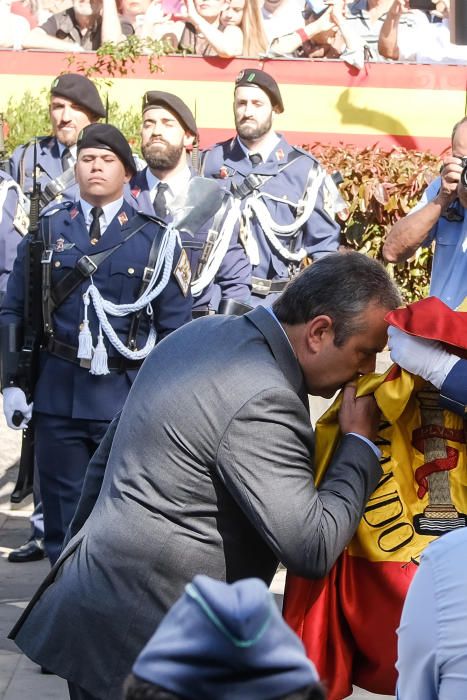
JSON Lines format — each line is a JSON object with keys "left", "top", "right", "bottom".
{"left": 0, "top": 0, "right": 465, "bottom": 64}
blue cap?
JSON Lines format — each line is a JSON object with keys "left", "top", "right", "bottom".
{"left": 132, "top": 575, "right": 319, "bottom": 699}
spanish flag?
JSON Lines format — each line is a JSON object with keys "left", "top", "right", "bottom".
{"left": 283, "top": 297, "right": 467, "bottom": 700}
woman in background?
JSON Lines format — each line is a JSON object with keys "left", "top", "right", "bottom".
{"left": 220, "top": 0, "right": 268, "bottom": 57}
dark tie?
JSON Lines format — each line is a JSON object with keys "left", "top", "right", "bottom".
{"left": 61, "top": 147, "right": 74, "bottom": 171}
{"left": 249, "top": 153, "right": 263, "bottom": 166}
{"left": 153, "top": 182, "right": 169, "bottom": 218}
{"left": 89, "top": 206, "right": 103, "bottom": 243}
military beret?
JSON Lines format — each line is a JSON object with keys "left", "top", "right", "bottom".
{"left": 234, "top": 68, "right": 284, "bottom": 113}
{"left": 142, "top": 91, "right": 198, "bottom": 138}
{"left": 77, "top": 123, "right": 136, "bottom": 176}
{"left": 50, "top": 73, "right": 106, "bottom": 119}
{"left": 132, "top": 575, "right": 320, "bottom": 699}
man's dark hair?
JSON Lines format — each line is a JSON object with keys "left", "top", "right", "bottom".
{"left": 272, "top": 251, "right": 401, "bottom": 347}
{"left": 123, "top": 675, "right": 325, "bottom": 700}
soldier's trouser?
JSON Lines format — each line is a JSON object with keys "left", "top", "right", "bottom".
{"left": 34, "top": 413, "right": 110, "bottom": 564}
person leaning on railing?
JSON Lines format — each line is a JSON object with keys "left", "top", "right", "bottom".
{"left": 268, "top": 0, "right": 366, "bottom": 68}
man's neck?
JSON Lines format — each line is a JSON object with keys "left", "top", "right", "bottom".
{"left": 238, "top": 130, "right": 276, "bottom": 153}
{"left": 81, "top": 194, "right": 123, "bottom": 208}
{"left": 149, "top": 154, "right": 190, "bottom": 181}
{"left": 367, "top": 0, "right": 393, "bottom": 15}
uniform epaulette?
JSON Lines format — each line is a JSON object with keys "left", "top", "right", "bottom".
{"left": 43, "top": 201, "right": 74, "bottom": 217}
{"left": 291, "top": 145, "right": 318, "bottom": 162}
{"left": 136, "top": 210, "right": 167, "bottom": 227}
{"left": 21, "top": 135, "right": 53, "bottom": 151}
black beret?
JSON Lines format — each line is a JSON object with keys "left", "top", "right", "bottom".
{"left": 76, "top": 123, "right": 137, "bottom": 176}
{"left": 142, "top": 91, "right": 198, "bottom": 138}
{"left": 234, "top": 69, "right": 284, "bottom": 114}
{"left": 50, "top": 73, "right": 106, "bottom": 119}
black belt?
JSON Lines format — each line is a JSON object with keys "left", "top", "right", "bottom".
{"left": 47, "top": 337, "right": 142, "bottom": 371}
{"left": 251, "top": 277, "right": 288, "bottom": 297}
{"left": 192, "top": 308, "right": 215, "bottom": 319}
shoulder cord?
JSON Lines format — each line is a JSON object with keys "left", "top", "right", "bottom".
{"left": 81, "top": 224, "right": 178, "bottom": 361}
{"left": 191, "top": 198, "right": 240, "bottom": 298}
{"left": 242, "top": 167, "right": 325, "bottom": 264}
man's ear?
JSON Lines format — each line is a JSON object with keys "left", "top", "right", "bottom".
{"left": 183, "top": 132, "right": 195, "bottom": 150}
{"left": 305, "top": 315, "right": 334, "bottom": 352}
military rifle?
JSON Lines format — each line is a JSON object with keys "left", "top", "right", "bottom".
{"left": 9, "top": 141, "right": 43, "bottom": 504}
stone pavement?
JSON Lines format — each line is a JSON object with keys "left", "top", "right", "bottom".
{"left": 0, "top": 396, "right": 394, "bottom": 700}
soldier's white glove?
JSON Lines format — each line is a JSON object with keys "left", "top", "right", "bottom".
{"left": 388, "top": 326, "right": 460, "bottom": 389}
{"left": 2, "top": 387, "right": 33, "bottom": 430}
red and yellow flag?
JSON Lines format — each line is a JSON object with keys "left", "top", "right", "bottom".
{"left": 284, "top": 298, "right": 467, "bottom": 699}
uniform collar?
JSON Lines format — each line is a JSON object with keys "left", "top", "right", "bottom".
{"left": 80, "top": 197, "right": 124, "bottom": 236}
{"left": 145, "top": 166, "right": 192, "bottom": 207}
{"left": 236, "top": 132, "right": 281, "bottom": 164}
{"left": 57, "top": 142, "right": 77, "bottom": 161}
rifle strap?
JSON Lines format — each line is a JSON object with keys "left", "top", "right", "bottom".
{"left": 194, "top": 193, "right": 231, "bottom": 281}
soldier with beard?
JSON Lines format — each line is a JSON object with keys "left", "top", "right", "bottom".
{"left": 129, "top": 91, "right": 251, "bottom": 315}
{"left": 201, "top": 69, "right": 341, "bottom": 307}
{"left": 10, "top": 73, "right": 106, "bottom": 205}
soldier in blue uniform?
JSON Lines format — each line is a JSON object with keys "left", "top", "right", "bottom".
{"left": 0, "top": 171, "right": 46, "bottom": 563}
{"left": 0, "top": 170, "right": 28, "bottom": 305}
{"left": 201, "top": 68, "right": 341, "bottom": 307}
{"left": 129, "top": 91, "right": 251, "bottom": 316}
{"left": 1, "top": 124, "right": 192, "bottom": 564}
{"left": 9, "top": 72, "right": 106, "bottom": 209}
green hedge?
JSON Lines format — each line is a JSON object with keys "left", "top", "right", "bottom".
{"left": 3, "top": 93, "right": 441, "bottom": 303}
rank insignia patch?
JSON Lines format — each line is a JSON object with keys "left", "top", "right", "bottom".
{"left": 173, "top": 248, "right": 191, "bottom": 297}
{"left": 275, "top": 149, "right": 285, "bottom": 161}
{"left": 70, "top": 207, "right": 79, "bottom": 219}
{"left": 118, "top": 211, "right": 129, "bottom": 226}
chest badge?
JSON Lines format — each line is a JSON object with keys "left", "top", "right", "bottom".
{"left": 52, "top": 237, "right": 75, "bottom": 252}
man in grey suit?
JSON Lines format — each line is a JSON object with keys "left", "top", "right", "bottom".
{"left": 10, "top": 252, "right": 401, "bottom": 700}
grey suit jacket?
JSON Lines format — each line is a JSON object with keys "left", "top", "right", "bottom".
{"left": 10, "top": 307, "right": 382, "bottom": 699}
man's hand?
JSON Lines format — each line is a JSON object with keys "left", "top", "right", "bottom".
{"left": 388, "top": 326, "right": 459, "bottom": 389}
{"left": 437, "top": 155, "right": 464, "bottom": 204}
{"left": 2, "top": 387, "right": 33, "bottom": 430}
{"left": 338, "top": 383, "right": 380, "bottom": 443}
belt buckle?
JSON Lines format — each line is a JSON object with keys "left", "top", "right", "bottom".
{"left": 252, "top": 278, "right": 272, "bottom": 297}
{"left": 41, "top": 249, "right": 53, "bottom": 264}
{"left": 79, "top": 358, "right": 91, "bottom": 369}
{"left": 77, "top": 255, "right": 98, "bottom": 277}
